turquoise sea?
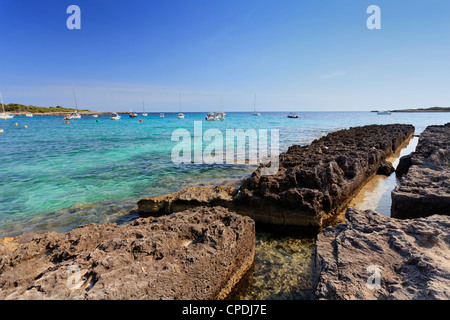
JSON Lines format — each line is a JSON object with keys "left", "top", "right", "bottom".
{"left": 0, "top": 111, "right": 449, "bottom": 237}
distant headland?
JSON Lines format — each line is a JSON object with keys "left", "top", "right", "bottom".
{"left": 3, "top": 103, "right": 109, "bottom": 116}
{"left": 389, "top": 106, "right": 450, "bottom": 113}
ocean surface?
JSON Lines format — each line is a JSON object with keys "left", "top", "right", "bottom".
{"left": 1, "top": 110, "right": 449, "bottom": 299}
{"left": 1, "top": 111, "right": 448, "bottom": 236}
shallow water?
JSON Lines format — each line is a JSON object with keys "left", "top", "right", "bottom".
{"left": 1, "top": 111, "right": 448, "bottom": 300}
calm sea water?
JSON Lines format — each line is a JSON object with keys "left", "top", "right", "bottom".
{"left": 0, "top": 111, "right": 448, "bottom": 237}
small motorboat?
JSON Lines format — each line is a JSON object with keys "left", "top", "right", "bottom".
{"left": 160, "top": 113, "right": 164, "bottom": 118}
{"left": 129, "top": 110, "right": 138, "bottom": 118}
{"left": 26, "top": 112, "right": 33, "bottom": 118}
{"left": 287, "top": 113, "right": 299, "bottom": 118}
{"left": 110, "top": 112, "right": 121, "bottom": 120}
{"left": 178, "top": 113, "right": 185, "bottom": 119}
{"left": 0, "top": 128, "right": 4, "bottom": 133}
{"left": 92, "top": 114, "right": 98, "bottom": 118}
{"left": 142, "top": 113, "right": 148, "bottom": 117}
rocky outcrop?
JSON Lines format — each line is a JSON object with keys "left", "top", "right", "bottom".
{"left": 392, "top": 123, "right": 449, "bottom": 219}
{"left": 314, "top": 208, "right": 450, "bottom": 300}
{"left": 138, "top": 185, "right": 236, "bottom": 216}
{"left": 0, "top": 206, "right": 255, "bottom": 300}
{"left": 139, "top": 125, "right": 414, "bottom": 229}
{"left": 234, "top": 124, "right": 414, "bottom": 228}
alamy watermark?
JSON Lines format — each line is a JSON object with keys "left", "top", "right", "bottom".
{"left": 171, "top": 121, "right": 280, "bottom": 175}
{"left": 367, "top": 5, "right": 381, "bottom": 30}
{"left": 366, "top": 265, "right": 382, "bottom": 290}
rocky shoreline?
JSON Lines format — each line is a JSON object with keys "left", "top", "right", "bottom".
{"left": 0, "top": 207, "right": 254, "bottom": 299}
{"left": 392, "top": 123, "right": 449, "bottom": 219}
{"left": 2, "top": 123, "right": 449, "bottom": 300}
{"left": 139, "top": 124, "right": 415, "bottom": 229}
{"left": 314, "top": 123, "right": 450, "bottom": 300}
{"left": 314, "top": 208, "right": 450, "bottom": 300}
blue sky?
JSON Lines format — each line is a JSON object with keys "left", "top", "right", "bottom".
{"left": 1, "top": 0, "right": 450, "bottom": 112}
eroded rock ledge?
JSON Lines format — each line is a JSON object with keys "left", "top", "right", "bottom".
{"left": 314, "top": 208, "right": 450, "bottom": 300}
{"left": 392, "top": 123, "right": 449, "bottom": 218}
{"left": 0, "top": 206, "right": 255, "bottom": 300}
{"left": 139, "top": 124, "right": 414, "bottom": 229}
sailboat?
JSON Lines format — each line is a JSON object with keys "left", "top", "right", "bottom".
{"left": 25, "top": 107, "right": 33, "bottom": 118}
{"left": 142, "top": 99, "right": 148, "bottom": 117}
{"left": 69, "top": 84, "right": 81, "bottom": 119}
{"left": 178, "top": 91, "right": 185, "bottom": 119}
{"left": 0, "top": 93, "right": 14, "bottom": 119}
{"left": 252, "top": 94, "right": 260, "bottom": 116}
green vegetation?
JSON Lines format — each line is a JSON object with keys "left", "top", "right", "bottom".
{"left": 391, "top": 106, "right": 450, "bottom": 112}
{"left": 3, "top": 103, "right": 91, "bottom": 113}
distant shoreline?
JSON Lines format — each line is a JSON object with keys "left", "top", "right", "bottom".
{"left": 389, "top": 107, "right": 450, "bottom": 113}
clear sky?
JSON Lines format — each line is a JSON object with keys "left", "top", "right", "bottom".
{"left": 1, "top": 0, "right": 450, "bottom": 112}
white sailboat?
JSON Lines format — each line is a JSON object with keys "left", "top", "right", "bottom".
{"left": 252, "top": 94, "right": 260, "bottom": 116}
{"left": 142, "top": 99, "right": 148, "bottom": 117}
{"left": 178, "top": 91, "right": 185, "bottom": 119}
{"left": 0, "top": 93, "right": 14, "bottom": 119}
{"left": 69, "top": 84, "right": 81, "bottom": 119}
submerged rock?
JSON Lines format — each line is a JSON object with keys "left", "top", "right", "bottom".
{"left": 377, "top": 160, "right": 395, "bottom": 176}
{"left": 0, "top": 206, "right": 255, "bottom": 300}
{"left": 392, "top": 123, "right": 449, "bottom": 218}
{"left": 314, "top": 208, "right": 450, "bottom": 300}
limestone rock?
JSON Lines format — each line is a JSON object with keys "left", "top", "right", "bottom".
{"left": 314, "top": 208, "right": 450, "bottom": 300}
{"left": 235, "top": 124, "right": 414, "bottom": 228}
{"left": 0, "top": 206, "right": 255, "bottom": 300}
{"left": 392, "top": 123, "right": 450, "bottom": 218}
{"left": 138, "top": 185, "right": 236, "bottom": 215}
{"left": 377, "top": 160, "right": 395, "bottom": 176}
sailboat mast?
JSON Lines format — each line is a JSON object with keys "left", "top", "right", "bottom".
{"left": 179, "top": 91, "right": 181, "bottom": 113}
{"left": 0, "top": 92, "right": 4, "bottom": 113}
{"left": 253, "top": 94, "right": 256, "bottom": 113}
{"left": 72, "top": 84, "right": 78, "bottom": 110}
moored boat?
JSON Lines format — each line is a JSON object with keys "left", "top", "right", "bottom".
{"left": 0, "top": 93, "right": 13, "bottom": 119}
{"left": 110, "top": 112, "right": 121, "bottom": 120}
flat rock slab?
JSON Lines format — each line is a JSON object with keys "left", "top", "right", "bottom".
{"left": 314, "top": 208, "right": 450, "bottom": 300}
{"left": 138, "top": 185, "right": 236, "bottom": 216}
{"left": 0, "top": 206, "right": 255, "bottom": 300}
{"left": 392, "top": 123, "right": 450, "bottom": 218}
